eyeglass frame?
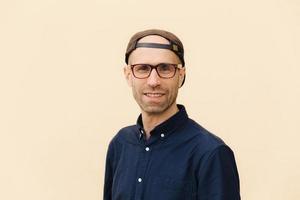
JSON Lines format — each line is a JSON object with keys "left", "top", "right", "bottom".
{"left": 129, "top": 63, "right": 183, "bottom": 79}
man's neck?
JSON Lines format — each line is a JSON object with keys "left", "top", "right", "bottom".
{"left": 142, "top": 104, "right": 179, "bottom": 139}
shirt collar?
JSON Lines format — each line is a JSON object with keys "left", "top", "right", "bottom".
{"left": 136, "top": 104, "right": 189, "bottom": 139}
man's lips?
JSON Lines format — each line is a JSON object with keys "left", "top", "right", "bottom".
{"left": 143, "top": 92, "right": 165, "bottom": 97}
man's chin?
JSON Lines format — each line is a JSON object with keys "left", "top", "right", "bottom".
{"left": 140, "top": 104, "right": 167, "bottom": 115}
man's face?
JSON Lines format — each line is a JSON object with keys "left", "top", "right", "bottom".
{"left": 124, "top": 35, "right": 185, "bottom": 116}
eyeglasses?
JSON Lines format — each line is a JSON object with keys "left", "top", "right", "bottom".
{"left": 130, "top": 63, "right": 183, "bottom": 79}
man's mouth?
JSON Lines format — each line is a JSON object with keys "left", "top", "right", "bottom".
{"left": 144, "top": 92, "right": 164, "bottom": 97}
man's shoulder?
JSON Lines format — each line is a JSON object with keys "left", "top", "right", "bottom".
{"left": 184, "top": 118, "right": 228, "bottom": 152}
{"left": 109, "top": 124, "right": 138, "bottom": 145}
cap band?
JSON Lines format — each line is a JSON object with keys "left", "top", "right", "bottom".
{"left": 136, "top": 43, "right": 180, "bottom": 52}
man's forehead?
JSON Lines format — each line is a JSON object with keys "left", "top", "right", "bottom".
{"left": 137, "top": 35, "right": 170, "bottom": 45}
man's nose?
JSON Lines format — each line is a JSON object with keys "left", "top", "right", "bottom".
{"left": 147, "top": 69, "right": 161, "bottom": 87}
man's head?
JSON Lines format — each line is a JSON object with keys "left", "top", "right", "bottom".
{"left": 124, "top": 29, "right": 186, "bottom": 116}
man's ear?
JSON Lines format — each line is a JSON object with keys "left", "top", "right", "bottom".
{"left": 178, "top": 67, "right": 186, "bottom": 88}
{"left": 124, "top": 65, "right": 132, "bottom": 87}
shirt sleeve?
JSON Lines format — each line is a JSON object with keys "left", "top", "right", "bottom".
{"left": 197, "top": 145, "right": 241, "bottom": 200}
{"left": 103, "top": 141, "right": 115, "bottom": 200}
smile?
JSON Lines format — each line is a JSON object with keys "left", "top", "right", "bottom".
{"left": 144, "top": 93, "right": 164, "bottom": 97}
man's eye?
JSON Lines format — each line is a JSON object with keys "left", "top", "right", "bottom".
{"left": 135, "top": 65, "right": 150, "bottom": 72}
{"left": 158, "top": 64, "right": 172, "bottom": 72}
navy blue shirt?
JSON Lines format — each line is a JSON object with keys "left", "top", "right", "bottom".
{"left": 104, "top": 105, "right": 240, "bottom": 200}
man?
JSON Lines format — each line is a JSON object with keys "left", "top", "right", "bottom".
{"left": 104, "top": 29, "right": 241, "bottom": 200}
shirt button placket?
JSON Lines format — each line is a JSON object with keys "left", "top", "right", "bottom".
{"left": 135, "top": 144, "right": 151, "bottom": 200}
{"left": 135, "top": 175, "right": 143, "bottom": 200}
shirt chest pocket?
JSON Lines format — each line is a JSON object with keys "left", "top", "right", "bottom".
{"left": 150, "top": 177, "right": 194, "bottom": 200}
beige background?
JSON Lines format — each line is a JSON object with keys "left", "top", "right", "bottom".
{"left": 0, "top": 0, "right": 299, "bottom": 199}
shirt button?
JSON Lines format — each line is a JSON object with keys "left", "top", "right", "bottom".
{"left": 140, "top": 129, "right": 144, "bottom": 134}
{"left": 138, "top": 178, "right": 142, "bottom": 182}
{"left": 161, "top": 133, "right": 165, "bottom": 138}
{"left": 145, "top": 147, "right": 150, "bottom": 151}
